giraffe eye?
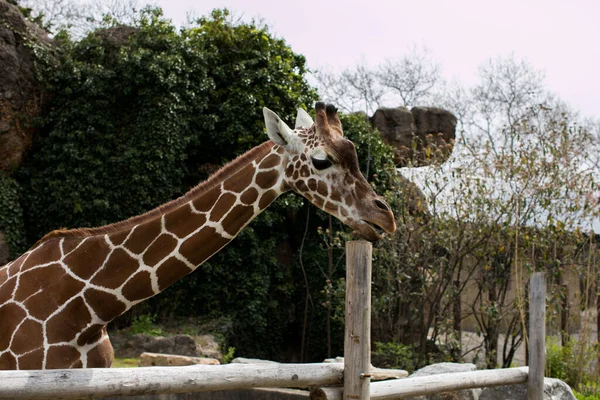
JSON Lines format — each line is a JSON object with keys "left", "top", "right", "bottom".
{"left": 311, "top": 156, "right": 333, "bottom": 170}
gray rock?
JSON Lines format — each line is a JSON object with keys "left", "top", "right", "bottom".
{"left": 371, "top": 106, "right": 457, "bottom": 167}
{"left": 407, "top": 363, "right": 481, "bottom": 400}
{"left": 113, "top": 334, "right": 200, "bottom": 358}
{"left": 0, "top": 0, "right": 55, "bottom": 173}
{"left": 479, "top": 377, "right": 576, "bottom": 400}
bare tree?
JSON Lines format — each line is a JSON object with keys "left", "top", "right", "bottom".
{"left": 377, "top": 46, "right": 441, "bottom": 108}
{"left": 22, "top": 0, "right": 141, "bottom": 37}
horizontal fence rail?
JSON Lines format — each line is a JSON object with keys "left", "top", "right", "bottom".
{"left": 311, "top": 367, "right": 529, "bottom": 400}
{"left": 0, "top": 363, "right": 344, "bottom": 400}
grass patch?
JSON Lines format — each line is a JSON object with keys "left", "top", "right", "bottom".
{"left": 112, "top": 357, "right": 139, "bottom": 368}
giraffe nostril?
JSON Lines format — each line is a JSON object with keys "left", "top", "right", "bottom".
{"left": 375, "top": 199, "right": 390, "bottom": 211}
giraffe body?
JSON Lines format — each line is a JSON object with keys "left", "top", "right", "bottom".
{"left": 0, "top": 103, "right": 395, "bottom": 370}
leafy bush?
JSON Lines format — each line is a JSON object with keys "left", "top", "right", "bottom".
{"left": 546, "top": 337, "right": 600, "bottom": 394}
{"left": 0, "top": 175, "right": 26, "bottom": 260}
{"left": 130, "top": 314, "right": 163, "bottom": 336}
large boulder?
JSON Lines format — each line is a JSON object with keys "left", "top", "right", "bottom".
{"left": 0, "top": 0, "right": 54, "bottom": 173}
{"left": 371, "top": 106, "right": 456, "bottom": 167}
{"left": 407, "top": 363, "right": 481, "bottom": 400}
{"left": 479, "top": 377, "right": 575, "bottom": 400}
{"left": 112, "top": 333, "right": 222, "bottom": 359}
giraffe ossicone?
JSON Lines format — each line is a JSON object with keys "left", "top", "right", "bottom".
{"left": 0, "top": 102, "right": 396, "bottom": 370}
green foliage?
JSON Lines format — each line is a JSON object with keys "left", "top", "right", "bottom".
{"left": 546, "top": 337, "right": 599, "bottom": 393}
{"left": 16, "top": 7, "right": 321, "bottom": 360}
{"left": 372, "top": 341, "right": 417, "bottom": 373}
{"left": 130, "top": 314, "right": 163, "bottom": 336}
{"left": 221, "top": 346, "right": 236, "bottom": 364}
{"left": 0, "top": 175, "right": 26, "bottom": 260}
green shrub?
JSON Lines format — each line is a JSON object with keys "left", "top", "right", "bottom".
{"left": 0, "top": 175, "right": 26, "bottom": 261}
{"left": 130, "top": 314, "right": 163, "bottom": 336}
{"left": 546, "top": 337, "right": 600, "bottom": 394}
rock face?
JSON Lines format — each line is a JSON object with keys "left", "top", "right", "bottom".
{"left": 371, "top": 106, "right": 457, "bottom": 168}
{"left": 139, "top": 352, "right": 219, "bottom": 367}
{"left": 0, "top": 232, "right": 8, "bottom": 265}
{"left": 479, "top": 377, "right": 576, "bottom": 400}
{"left": 112, "top": 333, "right": 222, "bottom": 360}
{"left": 407, "top": 363, "right": 481, "bottom": 400}
{"left": 0, "top": 0, "right": 54, "bottom": 173}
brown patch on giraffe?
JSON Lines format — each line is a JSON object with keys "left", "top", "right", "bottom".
{"left": 86, "top": 339, "right": 114, "bottom": 368}
{"left": 64, "top": 237, "right": 111, "bottom": 280}
{"left": 331, "top": 190, "right": 341, "bottom": 202}
{"left": 295, "top": 180, "right": 308, "bottom": 192}
{"left": 300, "top": 153, "right": 307, "bottom": 161}
{"left": 259, "top": 153, "right": 281, "bottom": 169}
{"left": 221, "top": 205, "right": 254, "bottom": 236}
{"left": 7, "top": 256, "right": 24, "bottom": 276}
{"left": 0, "top": 352, "right": 17, "bottom": 370}
{"left": 258, "top": 190, "right": 278, "bottom": 209}
{"left": 124, "top": 219, "right": 162, "bottom": 254}
{"left": 313, "top": 195, "right": 324, "bottom": 209}
{"left": 292, "top": 171, "right": 299, "bottom": 180}
{"left": 255, "top": 170, "right": 279, "bottom": 189}
{"left": 46, "top": 345, "right": 81, "bottom": 369}
{"left": 77, "top": 324, "right": 104, "bottom": 346}
{"left": 345, "top": 194, "right": 354, "bottom": 207}
{"left": 324, "top": 201, "right": 338, "bottom": 213}
{"left": 192, "top": 185, "right": 220, "bottom": 213}
{"left": 0, "top": 266, "right": 7, "bottom": 286}
{"left": 17, "top": 348, "right": 43, "bottom": 369}
{"left": 108, "top": 230, "right": 129, "bottom": 246}
{"left": 0, "top": 276, "right": 16, "bottom": 304}
{"left": 317, "top": 181, "right": 328, "bottom": 197}
{"left": 285, "top": 165, "right": 294, "bottom": 178}
{"left": 17, "top": 263, "right": 85, "bottom": 320}
{"left": 142, "top": 234, "right": 178, "bottom": 267}
{"left": 84, "top": 288, "right": 126, "bottom": 322}
{"left": 180, "top": 227, "right": 229, "bottom": 266}
{"left": 62, "top": 238, "right": 81, "bottom": 254}
{"left": 164, "top": 204, "right": 207, "bottom": 238}
{"left": 209, "top": 193, "right": 237, "bottom": 222}
{"left": 300, "top": 166, "right": 310, "bottom": 178}
{"left": 0, "top": 303, "right": 26, "bottom": 351}
{"left": 341, "top": 208, "right": 349, "bottom": 218}
{"left": 240, "top": 187, "right": 259, "bottom": 205}
{"left": 294, "top": 160, "right": 302, "bottom": 169}
{"left": 304, "top": 193, "right": 313, "bottom": 202}
{"left": 223, "top": 163, "right": 256, "bottom": 193}
{"left": 344, "top": 175, "right": 354, "bottom": 186}
{"left": 11, "top": 319, "right": 43, "bottom": 354}
{"left": 19, "top": 243, "right": 60, "bottom": 273}
{"left": 91, "top": 248, "right": 138, "bottom": 289}
{"left": 156, "top": 257, "right": 191, "bottom": 290}
{"left": 47, "top": 297, "right": 91, "bottom": 344}
{"left": 71, "top": 359, "right": 83, "bottom": 368}
{"left": 308, "top": 179, "right": 317, "bottom": 191}
{"left": 122, "top": 271, "right": 155, "bottom": 302}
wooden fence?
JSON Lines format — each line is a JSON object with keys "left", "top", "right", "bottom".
{"left": 0, "top": 241, "right": 547, "bottom": 400}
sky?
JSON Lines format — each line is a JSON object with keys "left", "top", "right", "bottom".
{"left": 153, "top": 0, "right": 600, "bottom": 119}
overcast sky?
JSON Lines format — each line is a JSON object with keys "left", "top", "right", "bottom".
{"left": 152, "top": 0, "right": 599, "bottom": 118}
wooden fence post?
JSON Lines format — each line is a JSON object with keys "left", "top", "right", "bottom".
{"left": 344, "top": 241, "right": 372, "bottom": 400}
{"left": 528, "top": 272, "right": 546, "bottom": 400}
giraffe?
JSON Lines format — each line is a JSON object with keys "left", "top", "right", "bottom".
{"left": 0, "top": 102, "right": 396, "bottom": 370}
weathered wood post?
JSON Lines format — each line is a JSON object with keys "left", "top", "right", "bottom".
{"left": 344, "top": 240, "right": 372, "bottom": 400}
{"left": 528, "top": 272, "right": 546, "bottom": 400}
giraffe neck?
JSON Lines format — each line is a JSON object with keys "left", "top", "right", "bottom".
{"left": 0, "top": 141, "right": 291, "bottom": 369}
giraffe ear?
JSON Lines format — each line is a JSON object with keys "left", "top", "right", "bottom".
{"left": 295, "top": 108, "right": 314, "bottom": 129}
{"left": 263, "top": 107, "right": 294, "bottom": 147}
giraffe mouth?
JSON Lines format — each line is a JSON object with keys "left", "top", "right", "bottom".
{"left": 360, "top": 220, "right": 386, "bottom": 240}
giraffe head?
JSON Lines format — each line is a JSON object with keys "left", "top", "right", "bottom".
{"left": 263, "top": 102, "right": 396, "bottom": 241}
